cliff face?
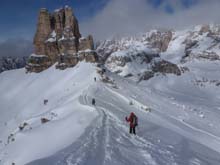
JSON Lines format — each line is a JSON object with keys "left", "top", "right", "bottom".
{"left": 147, "top": 30, "right": 173, "bottom": 52}
{"left": 26, "top": 6, "right": 98, "bottom": 73}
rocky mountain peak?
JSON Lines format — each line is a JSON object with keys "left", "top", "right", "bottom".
{"left": 26, "top": 6, "right": 98, "bottom": 73}
{"left": 147, "top": 30, "right": 173, "bottom": 52}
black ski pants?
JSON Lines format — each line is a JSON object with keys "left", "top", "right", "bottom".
{"left": 129, "top": 126, "right": 136, "bottom": 134}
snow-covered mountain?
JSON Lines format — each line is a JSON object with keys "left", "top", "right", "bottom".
{"left": 0, "top": 56, "right": 28, "bottom": 73}
{"left": 1, "top": 24, "right": 220, "bottom": 165}
{"left": 97, "top": 24, "right": 220, "bottom": 83}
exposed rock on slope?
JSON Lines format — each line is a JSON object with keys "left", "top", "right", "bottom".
{"left": 105, "top": 46, "right": 181, "bottom": 81}
{"left": 96, "top": 34, "right": 180, "bottom": 81}
{"left": 26, "top": 6, "right": 98, "bottom": 72}
{"left": 147, "top": 30, "right": 172, "bottom": 52}
{"left": 96, "top": 31, "right": 173, "bottom": 62}
{"left": 97, "top": 25, "right": 220, "bottom": 81}
{"left": 180, "top": 25, "right": 220, "bottom": 62}
{"left": 152, "top": 60, "right": 181, "bottom": 75}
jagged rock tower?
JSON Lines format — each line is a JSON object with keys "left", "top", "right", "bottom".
{"left": 26, "top": 6, "right": 98, "bottom": 72}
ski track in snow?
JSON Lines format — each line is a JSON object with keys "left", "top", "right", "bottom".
{"left": 2, "top": 26, "right": 220, "bottom": 165}
{"left": 26, "top": 78, "right": 220, "bottom": 165}
{"left": 66, "top": 87, "right": 175, "bottom": 165}
{"left": 28, "top": 83, "right": 180, "bottom": 165}
{"left": 2, "top": 63, "right": 220, "bottom": 165}
{"left": 117, "top": 79, "right": 220, "bottom": 153}
{"left": 56, "top": 86, "right": 159, "bottom": 165}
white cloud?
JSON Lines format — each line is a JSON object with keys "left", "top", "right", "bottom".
{"left": 80, "top": 0, "right": 220, "bottom": 40}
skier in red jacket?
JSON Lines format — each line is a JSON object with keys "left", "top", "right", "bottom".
{"left": 125, "top": 112, "right": 138, "bottom": 135}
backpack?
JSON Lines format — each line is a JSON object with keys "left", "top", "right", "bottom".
{"left": 133, "top": 115, "right": 138, "bottom": 126}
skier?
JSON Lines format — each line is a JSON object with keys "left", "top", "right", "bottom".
{"left": 44, "top": 99, "right": 48, "bottom": 105}
{"left": 125, "top": 112, "right": 138, "bottom": 135}
{"left": 92, "top": 98, "right": 96, "bottom": 106}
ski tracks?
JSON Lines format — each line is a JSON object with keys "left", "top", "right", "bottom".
{"left": 61, "top": 86, "right": 176, "bottom": 165}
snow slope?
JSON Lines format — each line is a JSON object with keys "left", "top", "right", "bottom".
{"left": 27, "top": 62, "right": 220, "bottom": 165}
{"left": 1, "top": 59, "right": 220, "bottom": 164}
{"left": 0, "top": 62, "right": 98, "bottom": 165}
{"left": 1, "top": 25, "right": 220, "bottom": 165}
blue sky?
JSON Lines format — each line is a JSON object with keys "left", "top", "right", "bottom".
{"left": 0, "top": 0, "right": 109, "bottom": 40}
{"left": 0, "top": 0, "right": 219, "bottom": 57}
{"left": 0, "top": 0, "right": 200, "bottom": 41}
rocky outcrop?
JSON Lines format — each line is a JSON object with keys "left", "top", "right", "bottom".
{"left": 0, "top": 56, "right": 28, "bottom": 73}
{"left": 199, "top": 24, "right": 220, "bottom": 38}
{"left": 105, "top": 45, "right": 180, "bottom": 81}
{"left": 152, "top": 60, "right": 181, "bottom": 76}
{"left": 148, "top": 31, "right": 172, "bottom": 52}
{"left": 79, "top": 35, "right": 94, "bottom": 51}
{"left": 106, "top": 56, "right": 132, "bottom": 67}
{"left": 199, "top": 24, "right": 210, "bottom": 34}
{"left": 137, "top": 59, "right": 181, "bottom": 82}
{"left": 55, "top": 54, "right": 78, "bottom": 70}
{"left": 26, "top": 6, "right": 98, "bottom": 72}
{"left": 26, "top": 54, "right": 52, "bottom": 73}
{"left": 181, "top": 25, "right": 220, "bottom": 62}
{"left": 138, "top": 71, "right": 154, "bottom": 81}
{"left": 33, "top": 8, "right": 52, "bottom": 56}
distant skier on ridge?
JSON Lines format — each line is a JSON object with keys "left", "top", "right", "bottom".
{"left": 92, "top": 98, "right": 96, "bottom": 106}
{"left": 125, "top": 112, "right": 138, "bottom": 135}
